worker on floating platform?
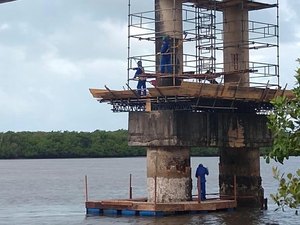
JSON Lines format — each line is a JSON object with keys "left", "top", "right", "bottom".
{"left": 133, "top": 60, "right": 146, "bottom": 96}
{"left": 159, "top": 35, "right": 172, "bottom": 74}
{"left": 195, "top": 164, "right": 209, "bottom": 201}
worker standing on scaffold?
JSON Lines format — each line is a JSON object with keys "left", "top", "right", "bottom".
{"left": 133, "top": 60, "right": 146, "bottom": 96}
{"left": 159, "top": 35, "right": 172, "bottom": 73}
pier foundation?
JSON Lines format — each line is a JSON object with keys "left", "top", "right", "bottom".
{"left": 147, "top": 147, "right": 191, "bottom": 203}
{"left": 220, "top": 147, "right": 263, "bottom": 207}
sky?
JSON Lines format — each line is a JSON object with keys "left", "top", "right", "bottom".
{"left": 0, "top": 0, "right": 299, "bottom": 132}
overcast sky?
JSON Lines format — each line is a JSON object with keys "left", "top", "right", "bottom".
{"left": 0, "top": 0, "right": 299, "bottom": 132}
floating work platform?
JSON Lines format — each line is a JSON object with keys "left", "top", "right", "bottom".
{"left": 86, "top": 197, "right": 237, "bottom": 216}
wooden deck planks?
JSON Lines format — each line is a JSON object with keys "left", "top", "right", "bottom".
{"left": 86, "top": 198, "right": 237, "bottom": 214}
{"left": 89, "top": 82, "right": 294, "bottom": 103}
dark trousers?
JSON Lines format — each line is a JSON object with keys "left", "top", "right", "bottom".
{"left": 137, "top": 80, "right": 146, "bottom": 96}
{"left": 197, "top": 181, "right": 206, "bottom": 201}
{"left": 201, "top": 181, "right": 206, "bottom": 200}
{"left": 160, "top": 55, "right": 172, "bottom": 73}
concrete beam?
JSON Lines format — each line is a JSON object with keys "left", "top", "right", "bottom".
{"left": 128, "top": 111, "right": 272, "bottom": 148}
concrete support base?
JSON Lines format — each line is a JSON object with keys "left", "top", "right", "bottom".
{"left": 219, "top": 147, "right": 264, "bottom": 207}
{"left": 147, "top": 147, "right": 192, "bottom": 203}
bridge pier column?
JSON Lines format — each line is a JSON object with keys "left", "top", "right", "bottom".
{"left": 147, "top": 147, "right": 191, "bottom": 203}
{"left": 219, "top": 147, "right": 264, "bottom": 207}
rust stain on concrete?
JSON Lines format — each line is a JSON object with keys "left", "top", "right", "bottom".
{"left": 228, "top": 119, "right": 245, "bottom": 148}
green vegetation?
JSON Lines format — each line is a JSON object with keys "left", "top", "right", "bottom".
{"left": 0, "top": 130, "right": 144, "bottom": 159}
{"left": 0, "top": 130, "right": 219, "bottom": 159}
{"left": 267, "top": 59, "right": 300, "bottom": 211}
{"left": 191, "top": 147, "right": 218, "bottom": 156}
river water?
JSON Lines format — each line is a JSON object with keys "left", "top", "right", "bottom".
{"left": 0, "top": 157, "right": 299, "bottom": 225}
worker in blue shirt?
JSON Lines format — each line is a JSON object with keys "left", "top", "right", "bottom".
{"left": 133, "top": 60, "right": 146, "bottom": 96}
{"left": 160, "top": 35, "right": 172, "bottom": 73}
{"left": 195, "top": 164, "right": 209, "bottom": 201}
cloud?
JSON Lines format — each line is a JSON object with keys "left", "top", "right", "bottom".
{"left": 41, "top": 52, "right": 83, "bottom": 81}
{"left": 0, "top": 23, "right": 9, "bottom": 31}
{"left": 280, "top": 42, "right": 299, "bottom": 88}
{"left": 279, "top": 0, "right": 300, "bottom": 43}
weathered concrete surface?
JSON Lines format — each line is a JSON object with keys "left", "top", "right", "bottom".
{"left": 155, "top": 0, "right": 183, "bottom": 39}
{"left": 128, "top": 110, "right": 268, "bottom": 206}
{"left": 147, "top": 147, "right": 192, "bottom": 203}
{"left": 128, "top": 111, "right": 272, "bottom": 148}
{"left": 223, "top": 0, "right": 249, "bottom": 86}
{"left": 219, "top": 147, "right": 264, "bottom": 207}
{"left": 155, "top": 0, "right": 183, "bottom": 86}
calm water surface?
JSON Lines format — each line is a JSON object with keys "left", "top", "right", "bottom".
{"left": 0, "top": 157, "right": 299, "bottom": 225}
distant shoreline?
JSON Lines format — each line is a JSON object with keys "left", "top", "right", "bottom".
{"left": 0, "top": 130, "right": 269, "bottom": 159}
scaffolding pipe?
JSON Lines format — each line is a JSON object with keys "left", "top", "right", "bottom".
{"left": 127, "top": 0, "right": 131, "bottom": 88}
{"left": 85, "top": 175, "right": 88, "bottom": 202}
{"left": 129, "top": 173, "right": 133, "bottom": 199}
{"left": 276, "top": 0, "right": 280, "bottom": 87}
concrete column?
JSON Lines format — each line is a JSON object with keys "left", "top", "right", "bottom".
{"left": 147, "top": 146, "right": 192, "bottom": 203}
{"left": 155, "top": 0, "right": 183, "bottom": 86}
{"left": 219, "top": 147, "right": 264, "bottom": 207}
{"left": 223, "top": 0, "right": 249, "bottom": 86}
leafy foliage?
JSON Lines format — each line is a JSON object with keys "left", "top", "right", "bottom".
{"left": 271, "top": 167, "right": 300, "bottom": 210}
{"left": 267, "top": 59, "right": 300, "bottom": 210}
{"left": 267, "top": 73, "right": 300, "bottom": 163}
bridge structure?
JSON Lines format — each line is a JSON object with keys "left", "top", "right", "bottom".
{"left": 89, "top": 0, "right": 295, "bottom": 213}
{"left": 1, "top": 0, "right": 292, "bottom": 215}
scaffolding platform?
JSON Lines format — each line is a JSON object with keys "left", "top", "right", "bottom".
{"left": 89, "top": 81, "right": 294, "bottom": 113}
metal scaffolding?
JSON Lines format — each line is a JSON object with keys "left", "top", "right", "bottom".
{"left": 89, "top": 0, "right": 283, "bottom": 113}
{"left": 127, "top": 0, "right": 279, "bottom": 88}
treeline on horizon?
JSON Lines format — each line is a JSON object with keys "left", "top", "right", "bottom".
{"left": 0, "top": 130, "right": 221, "bottom": 159}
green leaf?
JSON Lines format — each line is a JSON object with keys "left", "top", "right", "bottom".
{"left": 287, "top": 173, "right": 293, "bottom": 180}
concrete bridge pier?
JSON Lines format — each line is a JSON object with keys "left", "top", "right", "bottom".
{"left": 223, "top": 0, "right": 250, "bottom": 86}
{"left": 155, "top": 0, "right": 183, "bottom": 86}
{"left": 219, "top": 147, "right": 263, "bottom": 207}
{"left": 147, "top": 147, "right": 191, "bottom": 203}
{"left": 128, "top": 110, "right": 271, "bottom": 206}
{"left": 129, "top": 110, "right": 192, "bottom": 203}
